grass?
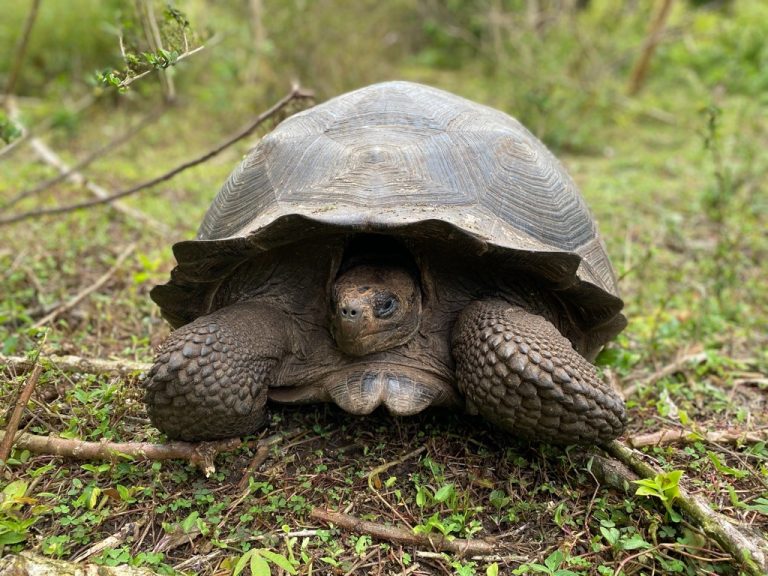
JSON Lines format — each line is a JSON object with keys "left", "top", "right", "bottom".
{"left": 1, "top": 1, "right": 767, "bottom": 574}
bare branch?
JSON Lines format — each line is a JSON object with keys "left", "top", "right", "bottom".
{"left": 0, "top": 552, "right": 160, "bottom": 576}
{"left": 2, "top": 0, "right": 41, "bottom": 103}
{"left": 1, "top": 353, "right": 151, "bottom": 376}
{"left": 0, "top": 335, "right": 46, "bottom": 463}
{"left": 628, "top": 427, "right": 768, "bottom": 448}
{"left": 1, "top": 107, "right": 165, "bottom": 211}
{"left": 0, "top": 430, "right": 242, "bottom": 476}
{"left": 627, "top": 0, "right": 675, "bottom": 96}
{"left": 0, "top": 86, "right": 314, "bottom": 226}
{"left": 310, "top": 508, "right": 497, "bottom": 556}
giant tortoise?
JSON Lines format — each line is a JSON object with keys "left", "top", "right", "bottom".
{"left": 145, "top": 81, "right": 627, "bottom": 445}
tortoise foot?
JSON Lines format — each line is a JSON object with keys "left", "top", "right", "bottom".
{"left": 452, "top": 300, "right": 626, "bottom": 445}
{"left": 144, "top": 302, "right": 288, "bottom": 441}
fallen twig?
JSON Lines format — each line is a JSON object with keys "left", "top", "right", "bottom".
{"left": 4, "top": 98, "right": 169, "bottom": 232}
{"left": 310, "top": 508, "right": 496, "bottom": 556}
{"left": 0, "top": 353, "right": 151, "bottom": 376}
{"left": 628, "top": 427, "right": 768, "bottom": 448}
{"left": 0, "top": 431, "right": 242, "bottom": 476}
{"left": 72, "top": 517, "right": 148, "bottom": 563}
{"left": 236, "top": 428, "right": 304, "bottom": 491}
{"left": 0, "top": 552, "right": 159, "bottom": 575}
{"left": 604, "top": 440, "right": 768, "bottom": 576}
{"left": 368, "top": 445, "right": 426, "bottom": 490}
{"left": 0, "top": 85, "right": 314, "bottom": 226}
{"left": 0, "top": 335, "right": 46, "bottom": 463}
{"left": 623, "top": 352, "right": 709, "bottom": 397}
{"left": 32, "top": 242, "right": 137, "bottom": 328}
{"left": 1, "top": 107, "right": 165, "bottom": 211}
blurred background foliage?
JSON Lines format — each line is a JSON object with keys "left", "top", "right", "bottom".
{"left": 2, "top": 0, "right": 766, "bottom": 150}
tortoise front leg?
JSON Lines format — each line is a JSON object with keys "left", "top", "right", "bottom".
{"left": 451, "top": 300, "right": 626, "bottom": 445}
{"left": 144, "top": 302, "right": 289, "bottom": 441}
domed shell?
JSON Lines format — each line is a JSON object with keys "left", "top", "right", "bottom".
{"left": 152, "top": 81, "right": 625, "bottom": 353}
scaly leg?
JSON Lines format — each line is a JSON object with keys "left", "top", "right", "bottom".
{"left": 144, "top": 302, "right": 289, "bottom": 441}
{"left": 452, "top": 300, "right": 626, "bottom": 445}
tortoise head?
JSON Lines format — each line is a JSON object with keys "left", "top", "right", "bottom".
{"left": 331, "top": 264, "right": 421, "bottom": 357}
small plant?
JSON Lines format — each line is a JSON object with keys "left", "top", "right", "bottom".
{"left": 0, "top": 113, "right": 22, "bottom": 144}
{"left": 512, "top": 549, "right": 580, "bottom": 576}
{"left": 0, "top": 481, "right": 44, "bottom": 546}
{"left": 633, "top": 470, "right": 683, "bottom": 521}
{"left": 232, "top": 547, "right": 298, "bottom": 576}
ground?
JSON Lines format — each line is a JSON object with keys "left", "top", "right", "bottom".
{"left": 1, "top": 1, "right": 767, "bottom": 575}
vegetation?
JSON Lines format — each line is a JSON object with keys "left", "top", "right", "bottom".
{"left": 1, "top": 0, "right": 766, "bottom": 574}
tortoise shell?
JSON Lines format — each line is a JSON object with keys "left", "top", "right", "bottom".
{"left": 152, "top": 81, "right": 625, "bottom": 358}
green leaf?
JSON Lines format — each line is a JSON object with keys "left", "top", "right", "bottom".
{"left": 250, "top": 553, "right": 271, "bottom": 576}
{"left": 487, "top": 563, "right": 499, "bottom": 576}
{"left": 707, "top": 451, "right": 749, "bottom": 478}
{"left": 259, "top": 549, "right": 297, "bottom": 574}
{"left": 544, "top": 550, "right": 564, "bottom": 571}
{"left": 433, "top": 483, "right": 455, "bottom": 503}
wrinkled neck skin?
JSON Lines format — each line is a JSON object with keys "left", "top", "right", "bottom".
{"left": 330, "top": 264, "right": 422, "bottom": 357}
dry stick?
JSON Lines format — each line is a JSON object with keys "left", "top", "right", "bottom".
{"left": 0, "top": 552, "right": 159, "bottom": 576}
{"left": 628, "top": 427, "right": 768, "bottom": 448}
{"left": 627, "top": 0, "right": 675, "bottom": 96}
{"left": 72, "top": 517, "right": 148, "bottom": 563}
{"left": 0, "top": 85, "right": 313, "bottom": 226}
{"left": 2, "top": 107, "right": 165, "bottom": 211}
{"left": 310, "top": 508, "right": 496, "bottom": 557}
{"left": 0, "top": 338, "right": 46, "bottom": 463}
{"left": 0, "top": 431, "right": 242, "bottom": 476}
{"left": 623, "top": 351, "right": 708, "bottom": 397}
{"left": 604, "top": 440, "right": 768, "bottom": 576}
{"left": 235, "top": 428, "right": 304, "bottom": 491}
{"left": 0, "top": 353, "right": 151, "bottom": 376}
{"left": 32, "top": 242, "right": 137, "bottom": 328}
{"left": 2, "top": 0, "right": 41, "bottom": 103}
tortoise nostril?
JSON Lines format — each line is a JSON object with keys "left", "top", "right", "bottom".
{"left": 340, "top": 305, "right": 361, "bottom": 319}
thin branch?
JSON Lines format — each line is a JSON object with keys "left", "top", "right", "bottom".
{"left": 1, "top": 107, "right": 165, "bottom": 211}
{"left": 2, "top": 0, "right": 41, "bottom": 103}
{"left": 0, "top": 353, "right": 151, "bottom": 376}
{"left": 32, "top": 243, "right": 137, "bottom": 328}
{"left": 310, "top": 508, "right": 496, "bottom": 556}
{"left": 0, "top": 552, "right": 162, "bottom": 576}
{"left": 627, "top": 0, "right": 675, "bottom": 96}
{"left": 628, "top": 427, "right": 768, "bottom": 448}
{"left": 0, "top": 431, "right": 243, "bottom": 476}
{"left": 0, "top": 334, "right": 46, "bottom": 463}
{"left": 0, "top": 85, "right": 314, "bottom": 226}
{"left": 119, "top": 43, "right": 207, "bottom": 90}
{"left": 3, "top": 97, "right": 168, "bottom": 232}
{"left": 72, "top": 518, "right": 148, "bottom": 563}
{"left": 604, "top": 440, "right": 768, "bottom": 576}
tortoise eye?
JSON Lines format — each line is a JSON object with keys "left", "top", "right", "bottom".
{"left": 374, "top": 296, "right": 398, "bottom": 318}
